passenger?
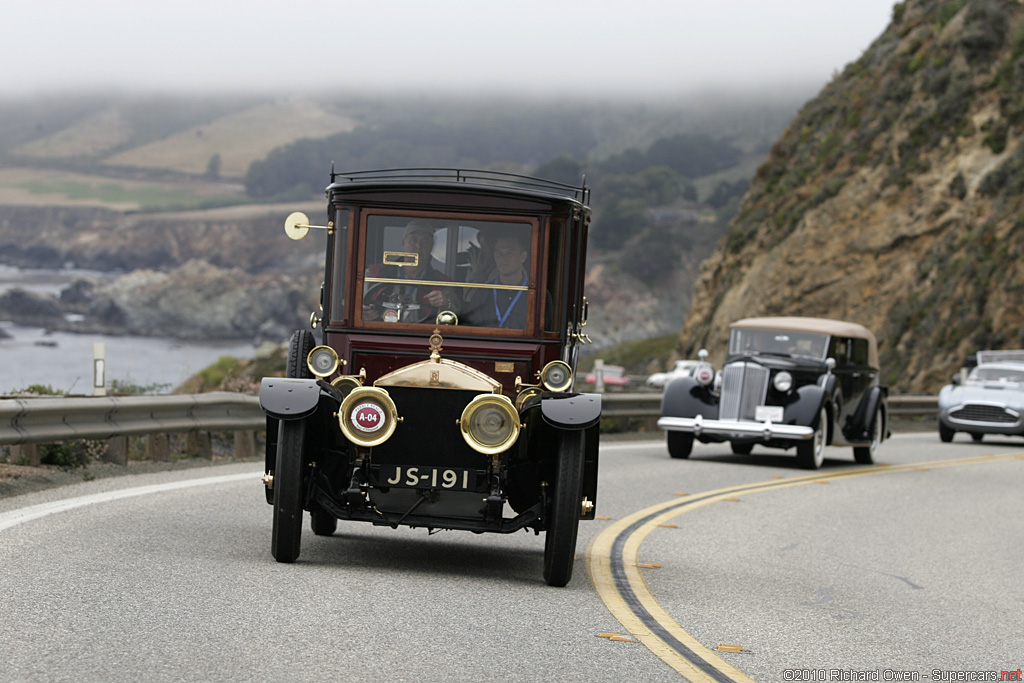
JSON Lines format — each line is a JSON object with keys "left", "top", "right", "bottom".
{"left": 363, "top": 220, "right": 459, "bottom": 323}
{"left": 462, "top": 233, "right": 530, "bottom": 329}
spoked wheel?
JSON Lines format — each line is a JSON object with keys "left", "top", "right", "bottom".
{"left": 543, "top": 429, "right": 585, "bottom": 587}
{"left": 271, "top": 418, "right": 307, "bottom": 563}
{"left": 667, "top": 432, "right": 693, "bottom": 459}
{"left": 853, "top": 406, "right": 884, "bottom": 464}
{"left": 310, "top": 511, "right": 338, "bottom": 536}
{"left": 796, "top": 406, "right": 828, "bottom": 470}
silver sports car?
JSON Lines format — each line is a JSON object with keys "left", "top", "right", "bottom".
{"left": 937, "top": 350, "right": 1024, "bottom": 442}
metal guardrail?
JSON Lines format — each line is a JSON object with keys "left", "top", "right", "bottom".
{"left": 598, "top": 393, "right": 938, "bottom": 419}
{"left": 0, "top": 392, "right": 938, "bottom": 448}
{"left": 0, "top": 392, "right": 264, "bottom": 447}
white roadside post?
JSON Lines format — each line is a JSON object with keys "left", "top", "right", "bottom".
{"left": 92, "top": 343, "right": 106, "bottom": 397}
{"left": 593, "top": 358, "right": 605, "bottom": 394}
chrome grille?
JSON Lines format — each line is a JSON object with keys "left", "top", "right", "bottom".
{"left": 720, "top": 362, "right": 770, "bottom": 420}
{"left": 949, "top": 404, "right": 1019, "bottom": 425}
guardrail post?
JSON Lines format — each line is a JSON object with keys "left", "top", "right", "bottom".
{"left": 10, "top": 443, "right": 40, "bottom": 467}
{"left": 234, "top": 430, "right": 257, "bottom": 459}
{"left": 146, "top": 433, "right": 169, "bottom": 461}
{"left": 104, "top": 436, "right": 128, "bottom": 466}
{"left": 186, "top": 432, "right": 212, "bottom": 459}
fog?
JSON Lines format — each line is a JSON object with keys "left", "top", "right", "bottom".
{"left": 4, "top": 0, "right": 896, "bottom": 97}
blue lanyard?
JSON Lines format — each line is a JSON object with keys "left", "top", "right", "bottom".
{"left": 493, "top": 274, "right": 527, "bottom": 328}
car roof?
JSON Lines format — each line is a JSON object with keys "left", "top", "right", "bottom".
{"left": 326, "top": 168, "right": 591, "bottom": 208}
{"left": 729, "top": 316, "right": 879, "bottom": 367}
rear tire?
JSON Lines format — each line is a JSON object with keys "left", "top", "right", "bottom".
{"left": 310, "top": 511, "right": 337, "bottom": 536}
{"left": 730, "top": 441, "right": 754, "bottom": 455}
{"left": 667, "top": 432, "right": 694, "bottom": 459}
{"left": 271, "top": 419, "right": 306, "bottom": 563}
{"left": 853, "top": 406, "right": 884, "bottom": 464}
{"left": 543, "top": 430, "right": 584, "bottom": 587}
{"left": 796, "top": 406, "right": 827, "bottom": 470}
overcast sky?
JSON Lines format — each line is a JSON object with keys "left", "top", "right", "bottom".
{"left": 3, "top": 0, "right": 897, "bottom": 97}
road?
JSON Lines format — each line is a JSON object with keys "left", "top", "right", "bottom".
{"left": 1, "top": 431, "right": 1022, "bottom": 682}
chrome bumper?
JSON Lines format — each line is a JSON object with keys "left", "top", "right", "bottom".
{"left": 657, "top": 414, "right": 815, "bottom": 440}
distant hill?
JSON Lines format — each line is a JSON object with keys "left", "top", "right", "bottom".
{"left": 677, "top": 0, "right": 1024, "bottom": 393}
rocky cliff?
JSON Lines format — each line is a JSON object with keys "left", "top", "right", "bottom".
{"left": 678, "top": 0, "right": 1024, "bottom": 393}
{"left": 0, "top": 203, "right": 324, "bottom": 343}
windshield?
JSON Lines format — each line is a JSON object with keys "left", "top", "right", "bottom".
{"left": 968, "top": 366, "right": 1024, "bottom": 384}
{"left": 360, "top": 215, "right": 537, "bottom": 331}
{"left": 728, "top": 328, "right": 829, "bottom": 360}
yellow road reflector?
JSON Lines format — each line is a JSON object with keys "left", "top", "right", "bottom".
{"left": 658, "top": 523, "right": 678, "bottom": 528}
{"left": 716, "top": 644, "right": 744, "bottom": 653}
{"left": 771, "top": 475, "right": 784, "bottom": 479}
{"left": 595, "top": 515, "right": 612, "bottom": 520}
{"left": 877, "top": 462, "right": 891, "bottom": 466}
{"left": 672, "top": 492, "right": 689, "bottom": 496}
{"left": 637, "top": 562, "right": 662, "bottom": 568}
{"left": 814, "top": 480, "right": 830, "bottom": 484}
{"left": 723, "top": 497, "right": 741, "bottom": 502}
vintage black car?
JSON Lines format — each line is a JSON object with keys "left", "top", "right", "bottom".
{"left": 258, "top": 169, "right": 600, "bottom": 586}
{"left": 658, "top": 317, "right": 888, "bottom": 468}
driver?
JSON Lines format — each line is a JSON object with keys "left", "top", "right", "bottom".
{"left": 363, "top": 220, "right": 460, "bottom": 323}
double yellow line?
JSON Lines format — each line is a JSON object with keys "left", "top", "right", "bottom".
{"left": 585, "top": 453, "right": 1024, "bottom": 682}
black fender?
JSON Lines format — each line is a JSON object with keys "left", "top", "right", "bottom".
{"left": 846, "top": 386, "right": 888, "bottom": 443}
{"left": 784, "top": 384, "right": 828, "bottom": 429}
{"left": 541, "top": 392, "right": 601, "bottom": 430}
{"left": 260, "top": 377, "right": 321, "bottom": 420}
{"left": 660, "top": 376, "right": 718, "bottom": 419}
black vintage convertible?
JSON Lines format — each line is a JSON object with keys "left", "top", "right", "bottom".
{"left": 659, "top": 317, "right": 888, "bottom": 468}
{"left": 259, "top": 169, "right": 600, "bottom": 586}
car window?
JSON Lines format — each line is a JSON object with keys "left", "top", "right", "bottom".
{"left": 969, "top": 366, "right": 1024, "bottom": 383}
{"left": 359, "top": 214, "right": 536, "bottom": 330}
{"left": 849, "top": 338, "right": 869, "bottom": 366}
{"left": 329, "top": 209, "right": 349, "bottom": 323}
{"left": 728, "top": 328, "right": 829, "bottom": 360}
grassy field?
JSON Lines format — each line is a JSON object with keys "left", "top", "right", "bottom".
{"left": 0, "top": 167, "right": 248, "bottom": 212}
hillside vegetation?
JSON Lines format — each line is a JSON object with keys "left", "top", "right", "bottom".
{"left": 679, "top": 0, "right": 1024, "bottom": 392}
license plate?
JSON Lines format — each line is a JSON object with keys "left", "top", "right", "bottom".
{"left": 755, "top": 405, "right": 784, "bottom": 422}
{"left": 373, "top": 465, "right": 476, "bottom": 491}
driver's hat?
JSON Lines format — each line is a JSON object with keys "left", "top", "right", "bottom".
{"left": 403, "top": 219, "right": 434, "bottom": 241}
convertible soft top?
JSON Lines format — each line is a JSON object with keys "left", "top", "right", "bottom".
{"left": 730, "top": 317, "right": 878, "bottom": 367}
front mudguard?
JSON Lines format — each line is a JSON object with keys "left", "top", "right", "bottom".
{"left": 660, "top": 376, "right": 718, "bottom": 420}
{"left": 530, "top": 393, "right": 601, "bottom": 520}
{"left": 260, "top": 377, "right": 344, "bottom": 504}
{"left": 785, "top": 384, "right": 828, "bottom": 430}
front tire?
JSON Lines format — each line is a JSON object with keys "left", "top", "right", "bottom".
{"left": 287, "top": 329, "right": 316, "bottom": 379}
{"left": 667, "top": 432, "right": 694, "bottom": 459}
{"left": 938, "top": 421, "right": 955, "bottom": 443}
{"left": 853, "top": 405, "right": 884, "bottom": 464}
{"left": 543, "top": 430, "right": 585, "bottom": 587}
{"left": 970, "top": 432, "right": 984, "bottom": 443}
{"left": 271, "top": 419, "right": 306, "bottom": 563}
{"left": 796, "top": 406, "right": 828, "bottom": 470}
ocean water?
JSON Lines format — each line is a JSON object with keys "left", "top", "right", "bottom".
{"left": 0, "top": 267, "right": 257, "bottom": 395}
